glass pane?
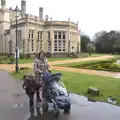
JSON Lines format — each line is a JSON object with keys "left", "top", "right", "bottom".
{"left": 58, "top": 32, "right": 61, "bottom": 39}
{"left": 63, "top": 32, "right": 66, "bottom": 39}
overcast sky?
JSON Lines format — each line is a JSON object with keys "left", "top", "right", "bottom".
{"left": 5, "top": 0, "right": 120, "bottom": 38}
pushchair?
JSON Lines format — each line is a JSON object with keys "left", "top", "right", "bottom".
{"left": 41, "top": 71, "right": 71, "bottom": 117}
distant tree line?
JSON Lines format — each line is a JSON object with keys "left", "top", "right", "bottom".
{"left": 81, "top": 30, "right": 120, "bottom": 53}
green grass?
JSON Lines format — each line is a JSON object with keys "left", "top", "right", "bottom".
{"left": 56, "top": 60, "right": 102, "bottom": 67}
{"left": 18, "top": 54, "right": 107, "bottom": 64}
{"left": 56, "top": 59, "right": 115, "bottom": 68}
{"left": 56, "top": 56, "right": 118, "bottom": 67}
{"left": 18, "top": 57, "right": 74, "bottom": 64}
{"left": 90, "top": 53, "right": 108, "bottom": 57}
{"left": 11, "top": 68, "right": 120, "bottom": 105}
{"left": 0, "top": 53, "right": 110, "bottom": 64}
{"left": 11, "top": 69, "right": 32, "bottom": 79}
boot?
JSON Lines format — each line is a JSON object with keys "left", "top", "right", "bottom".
{"left": 30, "top": 105, "right": 34, "bottom": 117}
{"left": 29, "top": 95, "right": 34, "bottom": 116}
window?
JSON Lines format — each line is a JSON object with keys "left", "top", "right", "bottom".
{"left": 40, "top": 32, "right": 42, "bottom": 39}
{"left": 18, "top": 30, "right": 22, "bottom": 49}
{"left": 48, "top": 32, "right": 50, "bottom": 40}
{"left": 40, "top": 40, "right": 42, "bottom": 50}
{"left": 58, "top": 40, "right": 61, "bottom": 51}
{"left": 31, "top": 30, "right": 34, "bottom": 38}
{"left": 63, "top": 41, "right": 66, "bottom": 51}
{"left": 54, "top": 32, "right": 57, "bottom": 39}
{"left": 20, "top": 30, "right": 22, "bottom": 43}
{"left": 58, "top": 32, "right": 61, "bottom": 39}
{"left": 23, "top": 41, "right": 25, "bottom": 53}
{"left": 37, "top": 31, "right": 39, "bottom": 39}
{"left": 29, "top": 30, "right": 31, "bottom": 38}
{"left": 48, "top": 41, "right": 51, "bottom": 52}
{"left": 54, "top": 40, "right": 57, "bottom": 51}
{"left": 32, "top": 39, "right": 34, "bottom": 51}
{"left": 9, "top": 40, "right": 12, "bottom": 53}
{"left": 63, "top": 32, "right": 66, "bottom": 39}
{"left": 29, "top": 30, "right": 34, "bottom": 39}
{"left": 38, "top": 31, "right": 42, "bottom": 40}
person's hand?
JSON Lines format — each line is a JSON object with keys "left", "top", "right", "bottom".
{"left": 38, "top": 70, "right": 42, "bottom": 74}
{"left": 22, "top": 84, "right": 27, "bottom": 90}
{"left": 48, "top": 68, "right": 51, "bottom": 73}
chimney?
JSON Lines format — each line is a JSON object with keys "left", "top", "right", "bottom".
{"left": 1, "top": 0, "right": 6, "bottom": 9}
{"left": 21, "top": 0, "right": 26, "bottom": 17}
{"left": 45, "top": 15, "right": 49, "bottom": 21}
{"left": 39, "top": 7, "right": 43, "bottom": 19}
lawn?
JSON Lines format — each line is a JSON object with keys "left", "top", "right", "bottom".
{"left": 56, "top": 55, "right": 119, "bottom": 68}
{"left": 0, "top": 56, "right": 74, "bottom": 64}
{"left": 0, "top": 53, "right": 109, "bottom": 64}
{"left": 11, "top": 68, "right": 120, "bottom": 105}
{"left": 90, "top": 53, "right": 108, "bottom": 57}
{"left": 18, "top": 54, "right": 106, "bottom": 64}
{"left": 56, "top": 60, "right": 103, "bottom": 67}
{"left": 17, "top": 57, "right": 74, "bottom": 64}
{"left": 56, "top": 56, "right": 120, "bottom": 72}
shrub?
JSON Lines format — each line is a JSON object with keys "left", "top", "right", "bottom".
{"left": 110, "top": 63, "right": 120, "bottom": 69}
{"left": 9, "top": 56, "right": 15, "bottom": 64}
{"left": 96, "top": 65, "right": 102, "bottom": 70}
{"left": 25, "top": 54, "right": 30, "bottom": 58}
{"left": 78, "top": 53, "right": 89, "bottom": 58}
{"left": 19, "top": 53, "right": 25, "bottom": 59}
{"left": 0, "top": 56, "right": 8, "bottom": 64}
{"left": 0, "top": 59, "right": 3, "bottom": 64}
{"left": 46, "top": 52, "right": 52, "bottom": 58}
{"left": 100, "top": 63, "right": 112, "bottom": 68}
{"left": 86, "top": 43, "right": 96, "bottom": 53}
{"left": 0, "top": 56, "right": 8, "bottom": 61}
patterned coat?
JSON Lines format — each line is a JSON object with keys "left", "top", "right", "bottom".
{"left": 34, "top": 57, "right": 50, "bottom": 85}
{"left": 22, "top": 72, "right": 36, "bottom": 95}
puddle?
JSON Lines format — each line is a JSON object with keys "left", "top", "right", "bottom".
{"left": 12, "top": 104, "right": 24, "bottom": 108}
{"left": 108, "top": 96, "right": 117, "bottom": 104}
{"left": 69, "top": 93, "right": 119, "bottom": 108}
{"left": 13, "top": 92, "right": 26, "bottom": 98}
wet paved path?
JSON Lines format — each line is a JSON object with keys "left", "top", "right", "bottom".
{"left": 0, "top": 70, "right": 120, "bottom": 120}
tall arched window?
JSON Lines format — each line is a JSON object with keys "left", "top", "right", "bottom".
{"left": 48, "top": 40, "right": 51, "bottom": 52}
{"left": 54, "top": 31, "right": 66, "bottom": 52}
{"left": 23, "top": 40, "right": 25, "bottom": 54}
{"left": 9, "top": 40, "right": 12, "bottom": 54}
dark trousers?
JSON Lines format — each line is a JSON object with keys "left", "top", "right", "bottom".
{"left": 28, "top": 88, "right": 40, "bottom": 109}
{"left": 28, "top": 93, "right": 34, "bottom": 108}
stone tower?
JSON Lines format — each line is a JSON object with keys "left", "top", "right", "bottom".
{"left": 0, "top": 0, "right": 10, "bottom": 54}
{"left": 21, "top": 0, "right": 26, "bottom": 17}
{"left": 39, "top": 7, "right": 43, "bottom": 19}
{"left": 1, "top": 0, "right": 6, "bottom": 9}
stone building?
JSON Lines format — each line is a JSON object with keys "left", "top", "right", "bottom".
{"left": 0, "top": 0, "right": 81, "bottom": 56}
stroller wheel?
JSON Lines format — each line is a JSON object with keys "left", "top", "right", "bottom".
{"left": 64, "top": 105, "right": 71, "bottom": 113}
{"left": 42, "top": 102, "right": 49, "bottom": 112}
{"left": 30, "top": 107, "right": 34, "bottom": 117}
{"left": 53, "top": 109, "right": 59, "bottom": 118}
{"left": 52, "top": 104, "right": 59, "bottom": 117}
